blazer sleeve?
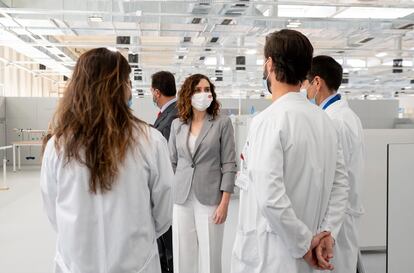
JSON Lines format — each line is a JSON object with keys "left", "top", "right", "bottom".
{"left": 219, "top": 117, "right": 237, "bottom": 193}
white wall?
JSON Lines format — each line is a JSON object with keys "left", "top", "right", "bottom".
{"left": 359, "top": 129, "right": 414, "bottom": 249}
{"left": 5, "top": 97, "right": 58, "bottom": 165}
{"left": 348, "top": 99, "right": 399, "bottom": 129}
{"left": 0, "top": 97, "right": 6, "bottom": 147}
{"left": 0, "top": 46, "right": 60, "bottom": 97}
{"left": 387, "top": 143, "right": 414, "bottom": 273}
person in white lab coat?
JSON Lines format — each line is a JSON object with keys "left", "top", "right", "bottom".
{"left": 304, "top": 55, "right": 365, "bottom": 273}
{"left": 40, "top": 48, "right": 173, "bottom": 273}
{"left": 231, "top": 29, "right": 349, "bottom": 273}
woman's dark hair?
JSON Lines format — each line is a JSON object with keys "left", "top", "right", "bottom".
{"left": 264, "top": 29, "right": 314, "bottom": 85}
{"left": 46, "top": 48, "right": 147, "bottom": 194}
{"left": 177, "top": 74, "right": 220, "bottom": 124}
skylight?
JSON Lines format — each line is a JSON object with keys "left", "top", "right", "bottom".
{"left": 334, "top": 7, "right": 414, "bottom": 19}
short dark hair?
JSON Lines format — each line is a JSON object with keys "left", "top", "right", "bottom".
{"left": 264, "top": 29, "right": 313, "bottom": 85}
{"left": 151, "top": 71, "right": 177, "bottom": 97}
{"left": 308, "top": 55, "right": 343, "bottom": 92}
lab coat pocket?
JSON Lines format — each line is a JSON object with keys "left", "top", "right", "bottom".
{"left": 232, "top": 229, "right": 260, "bottom": 267}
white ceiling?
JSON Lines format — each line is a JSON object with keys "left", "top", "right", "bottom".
{"left": 1, "top": 0, "right": 414, "bottom": 97}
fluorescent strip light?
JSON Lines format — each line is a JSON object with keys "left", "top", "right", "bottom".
{"left": 204, "top": 57, "right": 217, "bottom": 66}
{"left": 346, "top": 59, "right": 366, "bottom": 68}
{"left": 278, "top": 5, "right": 337, "bottom": 18}
{"left": 375, "top": 52, "right": 388, "bottom": 58}
{"left": 245, "top": 49, "right": 257, "bottom": 55}
{"left": 334, "top": 7, "right": 414, "bottom": 19}
{"left": 88, "top": 15, "right": 103, "bottom": 23}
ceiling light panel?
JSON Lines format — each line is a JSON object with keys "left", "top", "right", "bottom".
{"left": 278, "top": 5, "right": 337, "bottom": 18}
{"left": 334, "top": 7, "right": 414, "bottom": 19}
{"left": 29, "top": 28, "right": 64, "bottom": 36}
{"left": 0, "top": 18, "right": 20, "bottom": 27}
{"left": 15, "top": 19, "right": 56, "bottom": 28}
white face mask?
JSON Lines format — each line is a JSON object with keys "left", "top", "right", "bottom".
{"left": 191, "top": 92, "right": 213, "bottom": 112}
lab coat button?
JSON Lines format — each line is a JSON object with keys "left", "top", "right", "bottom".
{"left": 191, "top": 164, "right": 195, "bottom": 168}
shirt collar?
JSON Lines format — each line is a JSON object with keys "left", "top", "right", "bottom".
{"left": 319, "top": 93, "right": 337, "bottom": 109}
{"left": 160, "top": 97, "right": 177, "bottom": 113}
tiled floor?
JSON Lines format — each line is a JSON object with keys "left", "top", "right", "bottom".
{"left": 0, "top": 167, "right": 386, "bottom": 273}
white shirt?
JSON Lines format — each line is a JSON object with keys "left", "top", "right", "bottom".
{"left": 160, "top": 97, "right": 177, "bottom": 113}
{"left": 231, "top": 92, "right": 348, "bottom": 273}
{"left": 188, "top": 133, "right": 197, "bottom": 155}
{"left": 41, "top": 127, "right": 173, "bottom": 273}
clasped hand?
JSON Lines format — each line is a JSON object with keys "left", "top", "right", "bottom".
{"left": 303, "top": 231, "right": 335, "bottom": 271}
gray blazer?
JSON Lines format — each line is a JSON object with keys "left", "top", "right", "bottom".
{"left": 169, "top": 114, "right": 237, "bottom": 206}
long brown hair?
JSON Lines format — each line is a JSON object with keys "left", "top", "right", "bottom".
{"left": 177, "top": 74, "right": 220, "bottom": 123}
{"left": 47, "top": 48, "right": 146, "bottom": 194}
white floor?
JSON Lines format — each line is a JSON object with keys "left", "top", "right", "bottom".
{"left": 0, "top": 167, "right": 385, "bottom": 273}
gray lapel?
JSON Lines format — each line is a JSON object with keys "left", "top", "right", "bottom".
{"left": 179, "top": 122, "right": 193, "bottom": 160}
{"left": 192, "top": 114, "right": 213, "bottom": 159}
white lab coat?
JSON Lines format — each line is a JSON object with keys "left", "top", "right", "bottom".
{"left": 323, "top": 98, "right": 365, "bottom": 273}
{"left": 231, "top": 92, "right": 349, "bottom": 273}
{"left": 40, "top": 127, "right": 173, "bottom": 273}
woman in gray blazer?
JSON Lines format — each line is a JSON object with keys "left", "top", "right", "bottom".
{"left": 169, "top": 74, "right": 237, "bottom": 273}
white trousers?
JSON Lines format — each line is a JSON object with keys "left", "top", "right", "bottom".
{"left": 173, "top": 191, "right": 224, "bottom": 273}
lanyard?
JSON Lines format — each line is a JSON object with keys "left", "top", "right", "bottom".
{"left": 322, "top": 94, "right": 341, "bottom": 110}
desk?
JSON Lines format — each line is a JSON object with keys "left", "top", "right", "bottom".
{"left": 0, "top": 145, "right": 13, "bottom": 190}
{"left": 12, "top": 141, "right": 42, "bottom": 172}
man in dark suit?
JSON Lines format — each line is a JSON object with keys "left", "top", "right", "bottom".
{"left": 151, "top": 71, "right": 177, "bottom": 273}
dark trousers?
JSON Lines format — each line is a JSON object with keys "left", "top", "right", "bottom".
{"left": 158, "top": 226, "right": 173, "bottom": 273}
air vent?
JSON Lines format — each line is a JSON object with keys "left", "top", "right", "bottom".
{"left": 236, "top": 56, "right": 246, "bottom": 71}
{"left": 58, "top": 54, "right": 65, "bottom": 58}
{"left": 393, "top": 58, "right": 403, "bottom": 73}
{"left": 178, "top": 55, "right": 184, "bottom": 60}
{"left": 410, "top": 79, "right": 414, "bottom": 84}
{"left": 336, "top": 50, "right": 345, "bottom": 54}
{"left": 116, "top": 36, "right": 130, "bottom": 44}
{"left": 32, "top": 34, "right": 41, "bottom": 40}
{"left": 359, "top": 37, "right": 374, "bottom": 44}
{"left": 199, "top": 56, "right": 205, "bottom": 61}
{"left": 205, "top": 48, "right": 212, "bottom": 51}
{"left": 128, "top": 53, "right": 139, "bottom": 63}
{"left": 210, "top": 37, "right": 219, "bottom": 43}
{"left": 183, "top": 37, "right": 191, "bottom": 42}
{"left": 215, "top": 69, "right": 223, "bottom": 81}
{"left": 221, "top": 19, "right": 232, "bottom": 25}
{"left": 137, "top": 89, "right": 144, "bottom": 97}
{"left": 191, "top": 17, "right": 202, "bottom": 24}
{"left": 39, "top": 64, "right": 46, "bottom": 70}
{"left": 134, "top": 75, "right": 142, "bottom": 81}
{"left": 342, "top": 72, "right": 349, "bottom": 84}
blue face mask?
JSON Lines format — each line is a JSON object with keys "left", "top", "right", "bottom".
{"left": 262, "top": 78, "right": 271, "bottom": 94}
{"left": 127, "top": 98, "right": 132, "bottom": 108}
{"left": 262, "top": 59, "right": 272, "bottom": 94}
{"left": 309, "top": 90, "right": 319, "bottom": 105}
